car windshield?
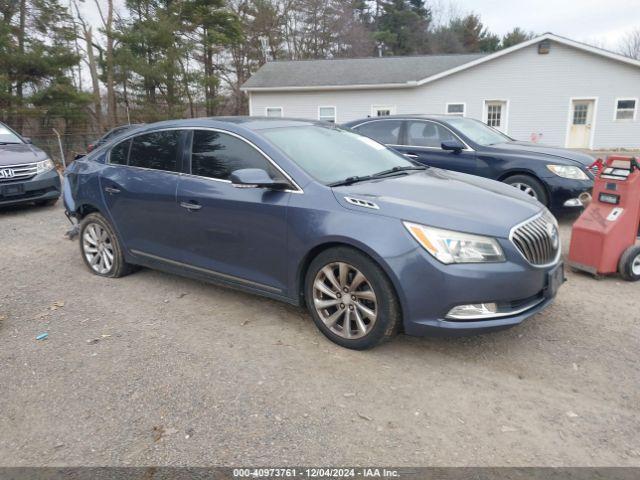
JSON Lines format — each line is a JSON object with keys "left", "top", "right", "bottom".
{"left": 444, "top": 117, "right": 511, "bottom": 146}
{"left": 0, "top": 125, "right": 23, "bottom": 144}
{"left": 261, "top": 125, "right": 415, "bottom": 185}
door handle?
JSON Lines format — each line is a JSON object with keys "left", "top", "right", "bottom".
{"left": 180, "top": 201, "right": 202, "bottom": 211}
{"left": 403, "top": 153, "right": 419, "bottom": 159}
{"left": 104, "top": 186, "right": 120, "bottom": 194}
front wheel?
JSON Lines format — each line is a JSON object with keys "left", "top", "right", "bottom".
{"left": 305, "top": 247, "right": 400, "bottom": 350}
{"left": 79, "top": 212, "right": 135, "bottom": 278}
{"left": 503, "top": 174, "right": 548, "bottom": 206}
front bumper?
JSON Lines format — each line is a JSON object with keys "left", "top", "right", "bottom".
{"left": 544, "top": 176, "right": 593, "bottom": 211}
{"left": 387, "top": 238, "right": 564, "bottom": 337}
{"left": 0, "top": 169, "right": 61, "bottom": 207}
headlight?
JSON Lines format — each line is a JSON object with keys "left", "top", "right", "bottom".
{"left": 546, "top": 165, "right": 588, "bottom": 180}
{"left": 36, "top": 159, "right": 55, "bottom": 174}
{"left": 403, "top": 222, "right": 505, "bottom": 264}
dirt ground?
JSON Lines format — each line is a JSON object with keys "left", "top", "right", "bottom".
{"left": 0, "top": 202, "right": 638, "bottom": 467}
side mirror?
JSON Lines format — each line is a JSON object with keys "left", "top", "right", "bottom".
{"left": 74, "top": 153, "right": 87, "bottom": 161}
{"left": 441, "top": 140, "right": 464, "bottom": 153}
{"left": 229, "top": 168, "right": 291, "bottom": 190}
{"left": 23, "top": 137, "right": 32, "bottom": 144}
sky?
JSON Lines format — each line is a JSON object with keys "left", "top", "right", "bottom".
{"left": 79, "top": 0, "right": 639, "bottom": 51}
{"left": 442, "top": 0, "right": 639, "bottom": 49}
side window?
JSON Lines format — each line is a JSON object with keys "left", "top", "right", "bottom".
{"left": 405, "top": 121, "right": 456, "bottom": 148}
{"left": 128, "top": 131, "right": 180, "bottom": 172}
{"left": 191, "top": 130, "right": 281, "bottom": 181}
{"left": 354, "top": 120, "right": 402, "bottom": 145}
{"left": 109, "top": 139, "right": 131, "bottom": 165}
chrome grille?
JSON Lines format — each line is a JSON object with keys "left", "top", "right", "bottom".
{"left": 0, "top": 162, "right": 38, "bottom": 182}
{"left": 510, "top": 212, "right": 560, "bottom": 266}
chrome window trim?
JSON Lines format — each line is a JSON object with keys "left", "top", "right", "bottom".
{"left": 351, "top": 119, "right": 474, "bottom": 152}
{"left": 508, "top": 211, "right": 562, "bottom": 268}
{"left": 106, "top": 126, "right": 303, "bottom": 194}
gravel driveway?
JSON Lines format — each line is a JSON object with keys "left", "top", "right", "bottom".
{"left": 1, "top": 203, "right": 638, "bottom": 466}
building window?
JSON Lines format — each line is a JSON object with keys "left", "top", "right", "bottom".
{"left": 484, "top": 100, "right": 508, "bottom": 132}
{"left": 265, "top": 107, "right": 283, "bottom": 117}
{"left": 371, "top": 105, "right": 396, "bottom": 117}
{"left": 318, "top": 106, "right": 336, "bottom": 123}
{"left": 615, "top": 99, "right": 637, "bottom": 121}
{"left": 446, "top": 103, "right": 465, "bottom": 116}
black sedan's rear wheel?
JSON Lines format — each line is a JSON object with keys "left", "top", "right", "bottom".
{"left": 305, "top": 247, "right": 400, "bottom": 350}
{"left": 503, "top": 174, "right": 548, "bottom": 206}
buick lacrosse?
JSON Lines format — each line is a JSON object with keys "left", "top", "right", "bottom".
{"left": 64, "top": 118, "right": 564, "bottom": 349}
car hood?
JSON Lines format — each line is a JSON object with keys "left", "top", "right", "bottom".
{"left": 0, "top": 143, "right": 48, "bottom": 166}
{"left": 489, "top": 141, "right": 594, "bottom": 167}
{"left": 332, "top": 168, "right": 542, "bottom": 238}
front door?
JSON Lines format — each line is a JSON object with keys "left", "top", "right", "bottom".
{"left": 175, "top": 129, "right": 292, "bottom": 294}
{"left": 567, "top": 99, "right": 595, "bottom": 148}
{"left": 484, "top": 100, "right": 508, "bottom": 133}
{"left": 394, "top": 120, "right": 477, "bottom": 175}
{"left": 100, "top": 130, "right": 185, "bottom": 260}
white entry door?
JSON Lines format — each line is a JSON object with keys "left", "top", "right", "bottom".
{"left": 567, "top": 99, "right": 595, "bottom": 148}
{"left": 484, "top": 100, "right": 507, "bottom": 132}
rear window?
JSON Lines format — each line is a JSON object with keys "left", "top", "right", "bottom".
{"left": 354, "top": 120, "right": 402, "bottom": 144}
{"left": 128, "top": 131, "right": 180, "bottom": 172}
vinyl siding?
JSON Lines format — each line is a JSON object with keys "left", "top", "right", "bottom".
{"left": 250, "top": 41, "right": 640, "bottom": 149}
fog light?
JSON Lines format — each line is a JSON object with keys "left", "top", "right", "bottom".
{"left": 563, "top": 198, "right": 583, "bottom": 207}
{"left": 446, "top": 303, "right": 497, "bottom": 320}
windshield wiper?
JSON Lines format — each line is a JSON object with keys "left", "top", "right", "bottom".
{"left": 329, "top": 166, "right": 426, "bottom": 187}
{"left": 0, "top": 142, "right": 20, "bottom": 145}
{"left": 328, "top": 175, "right": 374, "bottom": 187}
{"left": 372, "top": 165, "right": 426, "bottom": 177}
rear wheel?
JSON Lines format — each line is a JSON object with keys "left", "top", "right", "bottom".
{"left": 305, "top": 247, "right": 400, "bottom": 350}
{"left": 618, "top": 245, "right": 640, "bottom": 281}
{"left": 503, "top": 174, "right": 548, "bottom": 206}
{"left": 79, "top": 212, "right": 135, "bottom": 278}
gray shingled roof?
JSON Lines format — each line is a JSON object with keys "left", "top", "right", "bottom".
{"left": 242, "top": 53, "right": 487, "bottom": 90}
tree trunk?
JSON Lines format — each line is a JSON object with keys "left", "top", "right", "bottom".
{"left": 85, "top": 27, "right": 103, "bottom": 132}
{"left": 15, "top": 0, "right": 26, "bottom": 133}
{"left": 105, "top": 0, "right": 117, "bottom": 127}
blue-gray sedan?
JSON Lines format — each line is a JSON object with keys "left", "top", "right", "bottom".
{"left": 63, "top": 117, "right": 564, "bottom": 349}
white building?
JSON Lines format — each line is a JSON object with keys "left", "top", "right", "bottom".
{"left": 242, "top": 33, "right": 640, "bottom": 150}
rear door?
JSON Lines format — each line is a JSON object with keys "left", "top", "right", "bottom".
{"left": 395, "top": 120, "right": 477, "bottom": 175}
{"left": 174, "top": 129, "right": 292, "bottom": 294}
{"left": 100, "top": 129, "right": 186, "bottom": 260}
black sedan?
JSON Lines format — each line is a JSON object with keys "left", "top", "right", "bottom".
{"left": 343, "top": 115, "right": 594, "bottom": 210}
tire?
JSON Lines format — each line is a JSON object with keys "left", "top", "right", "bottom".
{"left": 503, "top": 174, "right": 548, "bottom": 206}
{"left": 37, "top": 198, "right": 58, "bottom": 207}
{"left": 79, "top": 212, "right": 135, "bottom": 278}
{"left": 618, "top": 245, "right": 640, "bottom": 282}
{"left": 304, "top": 246, "right": 401, "bottom": 350}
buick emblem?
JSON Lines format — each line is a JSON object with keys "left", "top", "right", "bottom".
{"left": 0, "top": 168, "right": 15, "bottom": 179}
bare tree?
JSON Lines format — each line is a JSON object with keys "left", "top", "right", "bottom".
{"left": 72, "top": 0, "right": 103, "bottom": 132}
{"left": 618, "top": 28, "right": 640, "bottom": 60}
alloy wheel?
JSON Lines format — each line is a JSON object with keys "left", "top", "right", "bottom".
{"left": 511, "top": 182, "right": 539, "bottom": 200}
{"left": 82, "top": 223, "right": 115, "bottom": 275}
{"left": 312, "top": 262, "right": 378, "bottom": 339}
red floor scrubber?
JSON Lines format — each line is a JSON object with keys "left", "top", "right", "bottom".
{"left": 568, "top": 155, "right": 640, "bottom": 281}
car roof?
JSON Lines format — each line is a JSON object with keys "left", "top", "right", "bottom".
{"left": 343, "top": 114, "right": 460, "bottom": 125}
{"left": 125, "top": 116, "right": 327, "bottom": 133}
